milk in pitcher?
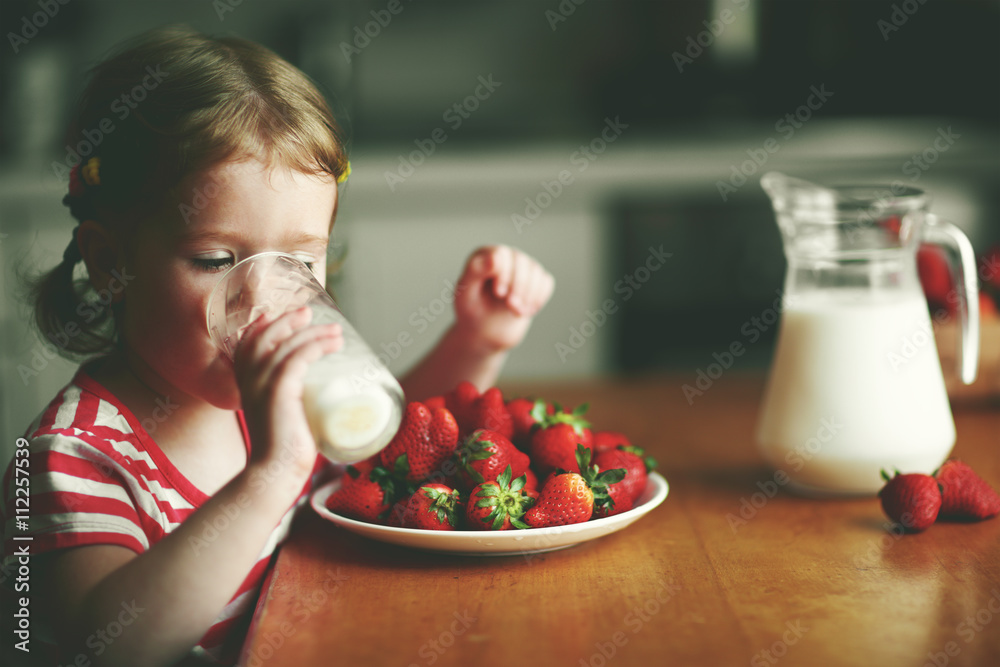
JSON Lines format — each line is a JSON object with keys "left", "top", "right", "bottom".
{"left": 756, "top": 288, "right": 955, "bottom": 495}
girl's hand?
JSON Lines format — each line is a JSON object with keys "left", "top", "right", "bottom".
{"left": 453, "top": 245, "right": 555, "bottom": 352}
{"left": 232, "top": 307, "right": 343, "bottom": 489}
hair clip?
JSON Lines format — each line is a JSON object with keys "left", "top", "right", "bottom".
{"left": 81, "top": 157, "right": 101, "bottom": 186}
{"left": 69, "top": 157, "right": 101, "bottom": 198}
{"left": 337, "top": 160, "right": 351, "bottom": 184}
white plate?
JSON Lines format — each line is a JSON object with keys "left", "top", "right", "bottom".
{"left": 310, "top": 472, "right": 668, "bottom": 556}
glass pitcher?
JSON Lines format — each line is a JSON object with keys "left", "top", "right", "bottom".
{"left": 755, "top": 173, "right": 980, "bottom": 495}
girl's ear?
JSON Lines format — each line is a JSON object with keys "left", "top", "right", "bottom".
{"left": 77, "top": 219, "right": 125, "bottom": 302}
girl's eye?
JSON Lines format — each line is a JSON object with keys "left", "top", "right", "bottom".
{"left": 192, "top": 256, "right": 233, "bottom": 272}
{"left": 292, "top": 256, "right": 316, "bottom": 271}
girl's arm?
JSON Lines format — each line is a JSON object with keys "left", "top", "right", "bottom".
{"left": 40, "top": 307, "right": 341, "bottom": 667}
{"left": 39, "top": 464, "right": 307, "bottom": 667}
{"left": 400, "top": 246, "right": 554, "bottom": 400}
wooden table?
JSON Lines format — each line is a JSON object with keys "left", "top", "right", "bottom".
{"left": 239, "top": 373, "right": 1000, "bottom": 667}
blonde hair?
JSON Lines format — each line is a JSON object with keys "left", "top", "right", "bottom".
{"left": 32, "top": 25, "right": 349, "bottom": 358}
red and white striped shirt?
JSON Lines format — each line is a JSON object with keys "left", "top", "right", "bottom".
{"left": 1, "top": 367, "right": 321, "bottom": 664}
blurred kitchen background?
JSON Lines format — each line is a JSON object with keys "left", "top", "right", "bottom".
{"left": 1, "top": 0, "right": 999, "bottom": 449}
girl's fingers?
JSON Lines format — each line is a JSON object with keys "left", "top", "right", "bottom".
{"left": 239, "top": 306, "right": 312, "bottom": 361}
{"left": 489, "top": 245, "right": 514, "bottom": 299}
{"left": 526, "top": 265, "right": 555, "bottom": 314}
{"left": 508, "top": 251, "right": 536, "bottom": 315}
{"left": 536, "top": 269, "right": 555, "bottom": 313}
{"left": 267, "top": 330, "right": 344, "bottom": 400}
{"left": 258, "top": 322, "right": 342, "bottom": 385}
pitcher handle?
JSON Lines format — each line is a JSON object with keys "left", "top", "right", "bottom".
{"left": 923, "top": 213, "right": 980, "bottom": 385}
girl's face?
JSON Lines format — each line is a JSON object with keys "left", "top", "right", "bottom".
{"left": 120, "top": 158, "right": 339, "bottom": 409}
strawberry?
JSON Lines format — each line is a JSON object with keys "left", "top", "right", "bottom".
{"left": 522, "top": 467, "right": 539, "bottom": 492}
{"left": 423, "top": 395, "right": 447, "bottom": 411}
{"left": 935, "top": 460, "right": 1000, "bottom": 521}
{"left": 463, "top": 387, "right": 515, "bottom": 440}
{"left": 592, "top": 431, "right": 632, "bottom": 454}
{"left": 444, "top": 381, "right": 480, "bottom": 435}
{"left": 529, "top": 403, "right": 593, "bottom": 476}
{"left": 465, "top": 465, "right": 533, "bottom": 531}
{"left": 982, "top": 245, "right": 1000, "bottom": 291}
{"left": 980, "top": 292, "right": 998, "bottom": 319}
{"left": 594, "top": 445, "right": 656, "bottom": 506}
{"left": 878, "top": 470, "right": 942, "bottom": 532}
{"left": 402, "top": 484, "right": 461, "bottom": 530}
{"left": 325, "top": 460, "right": 399, "bottom": 524}
{"left": 524, "top": 445, "right": 625, "bottom": 527}
{"left": 379, "top": 402, "right": 459, "bottom": 482}
{"left": 597, "top": 480, "right": 634, "bottom": 518}
{"left": 506, "top": 397, "right": 551, "bottom": 448}
{"left": 879, "top": 214, "right": 902, "bottom": 236}
{"left": 522, "top": 467, "right": 540, "bottom": 501}
{"left": 455, "top": 429, "right": 518, "bottom": 490}
{"left": 917, "top": 244, "right": 955, "bottom": 315}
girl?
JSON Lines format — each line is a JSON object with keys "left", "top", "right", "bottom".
{"left": 1, "top": 26, "right": 553, "bottom": 666}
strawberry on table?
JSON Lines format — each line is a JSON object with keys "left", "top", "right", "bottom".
{"left": 592, "top": 431, "right": 632, "bottom": 454}
{"left": 379, "top": 402, "right": 459, "bottom": 483}
{"left": 917, "top": 244, "right": 955, "bottom": 315}
{"left": 506, "top": 397, "right": 551, "bottom": 448}
{"left": 402, "top": 484, "right": 462, "bottom": 530}
{"left": 529, "top": 403, "right": 594, "bottom": 477}
{"left": 325, "top": 460, "right": 399, "bottom": 524}
{"left": 594, "top": 445, "right": 657, "bottom": 505}
{"left": 444, "top": 381, "right": 480, "bottom": 435}
{"left": 935, "top": 460, "right": 1000, "bottom": 521}
{"left": 525, "top": 445, "right": 625, "bottom": 528}
{"left": 465, "top": 465, "right": 533, "bottom": 531}
{"left": 455, "top": 429, "right": 520, "bottom": 490}
{"left": 423, "top": 395, "right": 447, "bottom": 411}
{"left": 878, "top": 470, "right": 942, "bottom": 532}
{"left": 522, "top": 467, "right": 539, "bottom": 495}
{"left": 464, "top": 387, "right": 515, "bottom": 440}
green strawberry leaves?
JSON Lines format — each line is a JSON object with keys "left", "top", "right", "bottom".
{"left": 456, "top": 431, "right": 501, "bottom": 485}
{"left": 536, "top": 402, "right": 592, "bottom": 436}
{"left": 471, "top": 465, "right": 532, "bottom": 530}
{"left": 575, "top": 444, "right": 626, "bottom": 512}
{"left": 420, "top": 485, "right": 461, "bottom": 527}
{"left": 619, "top": 444, "right": 658, "bottom": 473}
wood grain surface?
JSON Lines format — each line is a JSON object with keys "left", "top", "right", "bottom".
{"left": 239, "top": 373, "right": 1000, "bottom": 667}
